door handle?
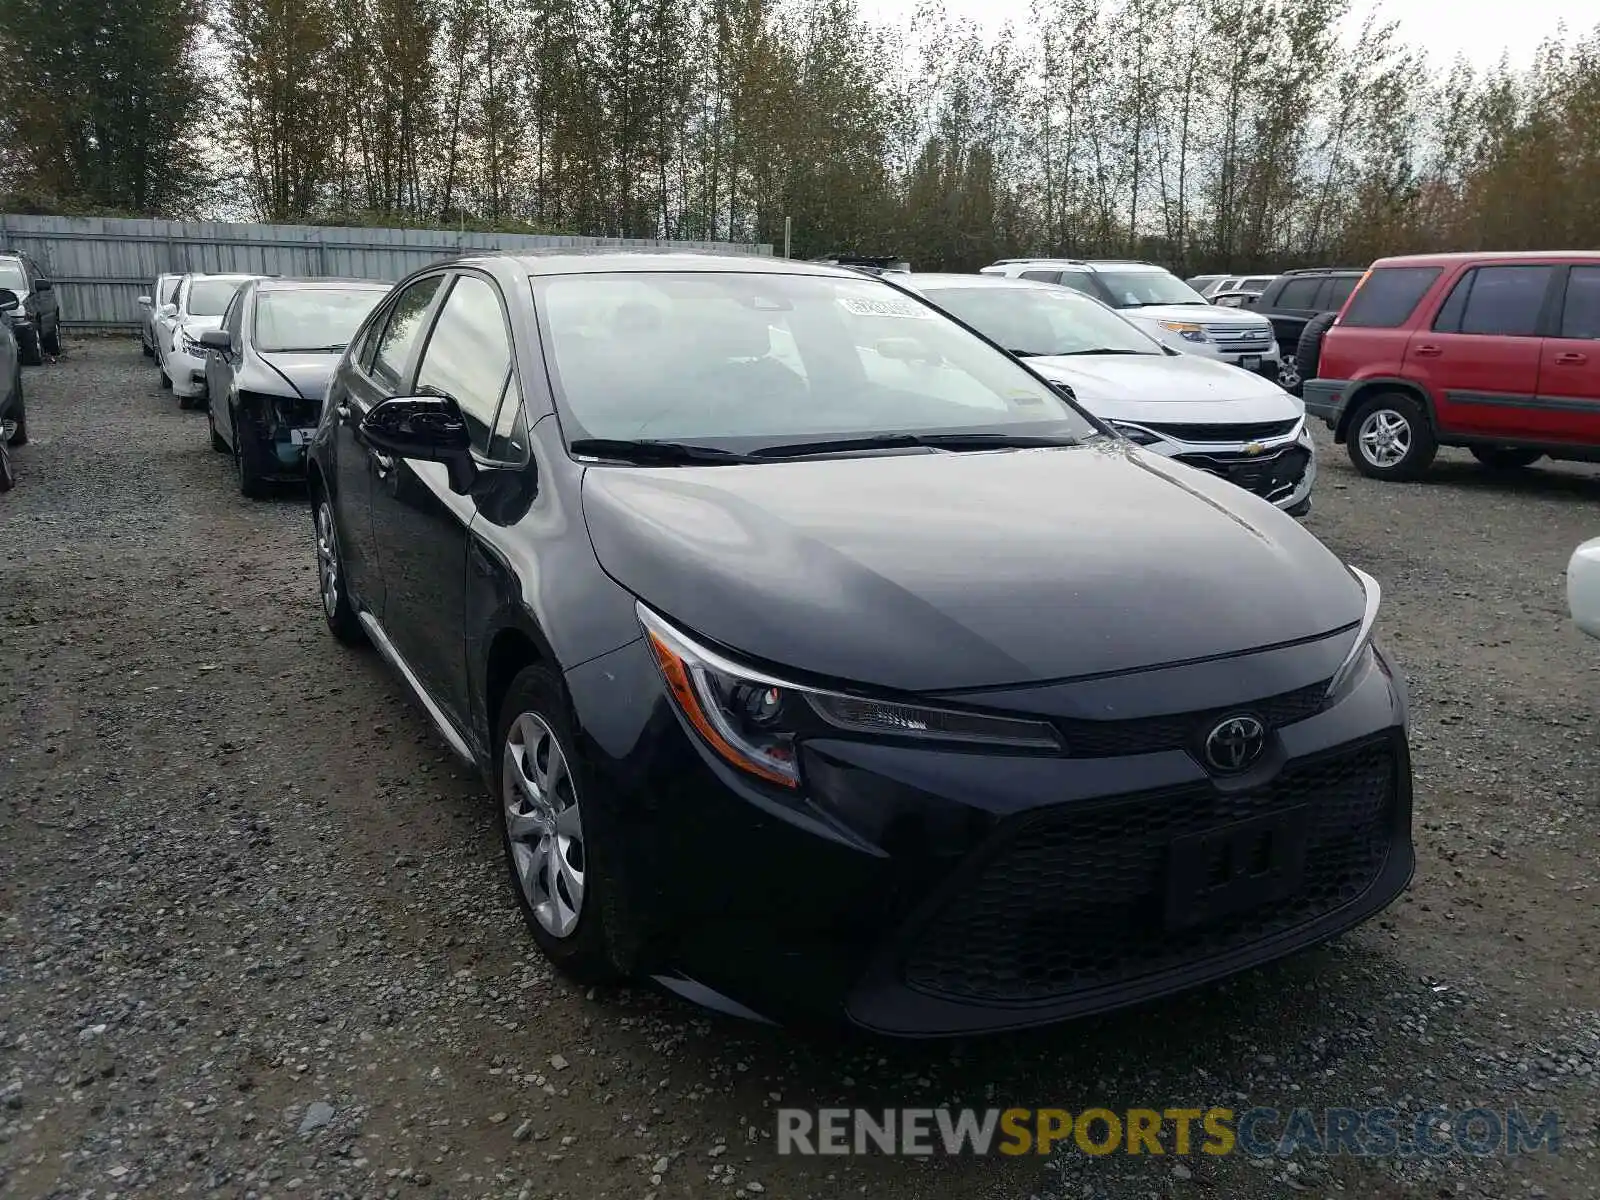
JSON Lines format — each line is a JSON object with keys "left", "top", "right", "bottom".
{"left": 1413, "top": 344, "right": 1442, "bottom": 358}
{"left": 1555, "top": 351, "right": 1589, "bottom": 365}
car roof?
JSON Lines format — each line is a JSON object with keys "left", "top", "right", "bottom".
{"left": 1369, "top": 250, "right": 1600, "bottom": 268}
{"left": 444, "top": 252, "right": 854, "bottom": 279}
{"left": 255, "top": 277, "right": 391, "bottom": 290}
{"left": 991, "top": 258, "right": 1164, "bottom": 272}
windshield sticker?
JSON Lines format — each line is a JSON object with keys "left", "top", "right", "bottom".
{"left": 838, "top": 296, "right": 934, "bottom": 319}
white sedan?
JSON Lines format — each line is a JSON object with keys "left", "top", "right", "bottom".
{"left": 899, "top": 273, "right": 1316, "bottom": 515}
{"left": 1569, "top": 538, "right": 1600, "bottom": 639}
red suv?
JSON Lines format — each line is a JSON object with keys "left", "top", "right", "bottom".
{"left": 1303, "top": 252, "right": 1600, "bottom": 479}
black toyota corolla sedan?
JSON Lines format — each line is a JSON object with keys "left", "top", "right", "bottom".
{"left": 202, "top": 277, "right": 392, "bottom": 496}
{"left": 308, "top": 253, "right": 1413, "bottom": 1036}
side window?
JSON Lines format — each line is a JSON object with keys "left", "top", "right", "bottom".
{"left": 489, "top": 375, "right": 529, "bottom": 462}
{"left": 1055, "top": 271, "right": 1096, "bottom": 296}
{"left": 1276, "top": 277, "right": 1323, "bottom": 308}
{"left": 1322, "top": 276, "right": 1359, "bottom": 311}
{"left": 1559, "top": 267, "right": 1600, "bottom": 340}
{"left": 371, "top": 275, "right": 444, "bottom": 390}
{"left": 1341, "top": 267, "right": 1443, "bottom": 328}
{"left": 1432, "top": 273, "right": 1472, "bottom": 332}
{"left": 1020, "top": 270, "right": 1060, "bottom": 284}
{"left": 220, "top": 292, "right": 242, "bottom": 344}
{"left": 1456, "top": 266, "right": 1553, "bottom": 337}
{"left": 413, "top": 274, "right": 513, "bottom": 452}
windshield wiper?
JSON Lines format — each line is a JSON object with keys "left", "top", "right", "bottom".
{"left": 568, "top": 438, "right": 755, "bottom": 465}
{"left": 753, "top": 432, "right": 1079, "bottom": 459}
{"left": 1057, "top": 347, "right": 1150, "bottom": 356}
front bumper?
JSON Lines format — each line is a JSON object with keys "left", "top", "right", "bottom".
{"left": 1303, "top": 378, "right": 1348, "bottom": 428}
{"left": 168, "top": 345, "right": 208, "bottom": 397}
{"left": 1140, "top": 424, "right": 1316, "bottom": 513}
{"left": 564, "top": 632, "right": 1413, "bottom": 1036}
{"left": 238, "top": 394, "right": 321, "bottom": 480}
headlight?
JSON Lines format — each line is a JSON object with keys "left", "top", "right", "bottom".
{"left": 1326, "top": 566, "right": 1381, "bottom": 701}
{"left": 1157, "top": 321, "right": 1210, "bottom": 344}
{"left": 638, "top": 604, "right": 1062, "bottom": 788}
{"left": 1108, "top": 421, "right": 1163, "bottom": 446}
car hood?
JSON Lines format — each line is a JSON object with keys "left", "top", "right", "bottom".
{"left": 180, "top": 315, "right": 224, "bottom": 334}
{"left": 1122, "top": 304, "right": 1269, "bottom": 328}
{"left": 257, "top": 351, "right": 339, "bottom": 401}
{"left": 580, "top": 442, "right": 1363, "bottom": 693}
{"left": 1027, "top": 354, "right": 1305, "bottom": 425}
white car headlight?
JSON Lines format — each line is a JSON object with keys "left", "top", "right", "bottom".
{"left": 1326, "top": 566, "right": 1382, "bottom": 701}
{"left": 1108, "top": 421, "right": 1163, "bottom": 447}
{"left": 1157, "top": 321, "right": 1211, "bottom": 344}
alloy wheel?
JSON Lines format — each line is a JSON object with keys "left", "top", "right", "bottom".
{"left": 315, "top": 502, "right": 341, "bottom": 619}
{"left": 0, "top": 417, "right": 15, "bottom": 443}
{"left": 503, "top": 712, "right": 586, "bottom": 939}
{"left": 1277, "top": 359, "right": 1301, "bottom": 391}
{"left": 1356, "top": 408, "right": 1411, "bottom": 470}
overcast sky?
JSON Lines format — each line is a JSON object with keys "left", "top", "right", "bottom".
{"left": 865, "top": 0, "right": 1581, "bottom": 71}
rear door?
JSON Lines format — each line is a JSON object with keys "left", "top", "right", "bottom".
{"left": 1534, "top": 264, "right": 1600, "bottom": 444}
{"left": 331, "top": 272, "right": 448, "bottom": 622}
{"left": 1412, "top": 264, "right": 1556, "bottom": 438}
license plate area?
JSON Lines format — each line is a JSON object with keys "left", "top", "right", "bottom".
{"left": 1239, "top": 354, "right": 1262, "bottom": 370}
{"left": 1164, "top": 806, "right": 1309, "bottom": 931}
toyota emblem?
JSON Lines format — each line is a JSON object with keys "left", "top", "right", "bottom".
{"left": 1203, "top": 715, "right": 1267, "bottom": 773}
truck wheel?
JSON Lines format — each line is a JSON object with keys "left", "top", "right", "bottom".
{"left": 1346, "top": 392, "right": 1437, "bottom": 481}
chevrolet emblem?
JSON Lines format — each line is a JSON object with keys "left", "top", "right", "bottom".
{"left": 1243, "top": 441, "right": 1266, "bottom": 456}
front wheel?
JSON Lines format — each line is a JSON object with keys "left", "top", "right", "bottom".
{"left": 41, "top": 320, "right": 60, "bottom": 357}
{"left": 498, "top": 665, "right": 630, "bottom": 983}
{"left": 0, "top": 438, "right": 14, "bottom": 492}
{"left": 1470, "top": 446, "right": 1543, "bottom": 470}
{"left": 16, "top": 327, "right": 41, "bottom": 367}
{"left": 207, "top": 404, "right": 228, "bottom": 452}
{"left": 3, "top": 377, "right": 25, "bottom": 446}
{"left": 233, "top": 408, "right": 266, "bottom": 498}
{"left": 1346, "top": 393, "right": 1437, "bottom": 481}
{"left": 1276, "top": 357, "right": 1301, "bottom": 393}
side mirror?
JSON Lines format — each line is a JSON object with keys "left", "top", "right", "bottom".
{"left": 200, "top": 329, "right": 232, "bottom": 352}
{"left": 360, "top": 394, "right": 476, "bottom": 494}
{"left": 137, "top": 295, "right": 153, "bottom": 307}
{"left": 34, "top": 280, "right": 52, "bottom": 292}
{"left": 0, "top": 288, "right": 17, "bottom": 313}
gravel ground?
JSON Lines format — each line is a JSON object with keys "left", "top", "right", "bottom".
{"left": 2, "top": 339, "right": 1598, "bottom": 1200}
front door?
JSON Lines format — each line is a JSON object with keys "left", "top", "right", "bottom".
{"left": 1408, "top": 264, "right": 1555, "bottom": 438}
{"left": 206, "top": 288, "right": 246, "bottom": 432}
{"left": 333, "top": 273, "right": 447, "bottom": 622}
{"left": 367, "top": 270, "right": 516, "bottom": 729}
{"left": 1534, "top": 265, "right": 1600, "bottom": 446}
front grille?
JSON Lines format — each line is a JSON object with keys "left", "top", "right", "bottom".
{"left": 901, "top": 740, "right": 1397, "bottom": 1004}
{"left": 1202, "top": 323, "right": 1274, "bottom": 348}
{"left": 1177, "top": 445, "right": 1311, "bottom": 500}
{"left": 1057, "top": 678, "right": 1328, "bottom": 757}
{"left": 1141, "top": 418, "right": 1300, "bottom": 444}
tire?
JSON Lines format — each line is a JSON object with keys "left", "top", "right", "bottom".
{"left": 1286, "top": 497, "right": 1311, "bottom": 517}
{"left": 142, "top": 336, "right": 154, "bottom": 359}
{"left": 497, "top": 664, "right": 630, "bottom": 983}
{"left": 313, "top": 494, "right": 365, "bottom": 645}
{"left": 207, "top": 404, "right": 228, "bottom": 453}
{"left": 16, "top": 327, "right": 42, "bottom": 367}
{"left": 1275, "top": 356, "right": 1301, "bottom": 393}
{"left": 1346, "top": 392, "right": 1437, "bottom": 481}
{"left": 0, "top": 438, "right": 13, "bottom": 492}
{"left": 233, "top": 407, "right": 266, "bottom": 498}
{"left": 1470, "top": 446, "right": 1543, "bottom": 470}
{"left": 41, "top": 320, "right": 60, "bottom": 357}
{"left": 159, "top": 363, "right": 172, "bottom": 390}
{"left": 3, "top": 374, "right": 25, "bottom": 447}
{"left": 177, "top": 388, "right": 197, "bottom": 411}
{"left": 1295, "top": 311, "right": 1337, "bottom": 385}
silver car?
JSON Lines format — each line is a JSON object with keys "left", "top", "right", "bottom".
{"left": 138, "top": 274, "right": 182, "bottom": 359}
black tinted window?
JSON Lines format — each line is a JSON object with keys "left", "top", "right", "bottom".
{"left": 372, "top": 275, "right": 444, "bottom": 390}
{"left": 1340, "top": 267, "right": 1443, "bottom": 328}
{"left": 1456, "top": 266, "right": 1552, "bottom": 337}
{"left": 1323, "top": 276, "right": 1359, "bottom": 309}
{"left": 1560, "top": 267, "right": 1600, "bottom": 339}
{"left": 1055, "top": 271, "right": 1096, "bottom": 296}
{"left": 1276, "top": 278, "right": 1322, "bottom": 308}
{"left": 414, "top": 274, "right": 511, "bottom": 451}
{"left": 1020, "top": 270, "right": 1059, "bottom": 284}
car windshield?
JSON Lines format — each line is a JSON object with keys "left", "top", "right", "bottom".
{"left": 0, "top": 262, "right": 26, "bottom": 292}
{"left": 187, "top": 278, "right": 249, "bottom": 316}
{"left": 534, "top": 271, "right": 1099, "bottom": 451}
{"left": 1094, "top": 270, "right": 1208, "bottom": 308}
{"left": 918, "top": 284, "right": 1161, "bottom": 357}
{"left": 253, "top": 288, "right": 385, "bottom": 352}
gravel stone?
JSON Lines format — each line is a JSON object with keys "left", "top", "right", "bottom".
{"left": 0, "top": 341, "right": 1596, "bottom": 1199}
